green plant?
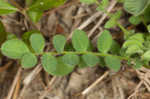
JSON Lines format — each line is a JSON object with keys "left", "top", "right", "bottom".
{"left": 1, "top": 29, "right": 123, "bottom": 75}
{"left": 1, "top": 0, "right": 150, "bottom": 76}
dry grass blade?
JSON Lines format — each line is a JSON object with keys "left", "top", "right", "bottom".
{"left": 12, "top": 73, "right": 21, "bottom": 99}
{"left": 39, "top": 76, "right": 57, "bottom": 99}
{"left": 5, "top": 67, "right": 22, "bottom": 99}
{"left": 0, "top": 61, "right": 13, "bottom": 72}
{"left": 88, "top": 0, "right": 117, "bottom": 37}
{"left": 82, "top": 71, "right": 109, "bottom": 95}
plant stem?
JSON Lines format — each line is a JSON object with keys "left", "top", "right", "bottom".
{"left": 45, "top": 51, "right": 130, "bottom": 60}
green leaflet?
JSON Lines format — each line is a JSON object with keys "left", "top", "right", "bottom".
{"left": 142, "top": 5, "right": 150, "bottom": 23}
{"left": 41, "top": 53, "right": 75, "bottom": 76}
{"left": 53, "top": 35, "right": 66, "bottom": 53}
{"left": 123, "top": 33, "right": 145, "bottom": 55}
{"left": 78, "top": 56, "right": 87, "bottom": 68}
{"left": 0, "top": 21, "right": 7, "bottom": 57}
{"left": 96, "top": 0, "right": 109, "bottom": 11}
{"left": 27, "top": 0, "right": 66, "bottom": 23}
{"left": 104, "top": 10, "right": 122, "bottom": 29}
{"left": 134, "top": 60, "right": 143, "bottom": 69}
{"left": 110, "top": 40, "right": 121, "bottom": 55}
{"left": 62, "top": 53, "right": 79, "bottom": 66}
{"left": 104, "top": 56, "right": 121, "bottom": 72}
{"left": 128, "top": 33, "right": 144, "bottom": 42}
{"left": 124, "top": 0, "right": 150, "bottom": 15}
{"left": 30, "top": 33, "right": 45, "bottom": 54}
{"left": 21, "top": 52, "right": 37, "bottom": 68}
{"left": 123, "top": 40, "right": 143, "bottom": 48}
{"left": 0, "top": 21, "right": 7, "bottom": 45}
{"left": 22, "top": 30, "right": 41, "bottom": 44}
{"left": 99, "top": 57, "right": 106, "bottom": 67}
{"left": 82, "top": 54, "right": 99, "bottom": 67}
{"left": 0, "top": 0, "right": 18, "bottom": 15}
{"left": 72, "top": 29, "right": 89, "bottom": 52}
{"left": 104, "top": 19, "right": 116, "bottom": 29}
{"left": 41, "top": 53, "right": 57, "bottom": 74}
{"left": 147, "top": 25, "right": 150, "bottom": 33}
{"left": 129, "top": 16, "right": 141, "bottom": 25}
{"left": 28, "top": 0, "right": 66, "bottom": 11}
{"left": 118, "top": 0, "right": 124, "bottom": 3}
{"left": 26, "top": 0, "right": 37, "bottom": 7}
{"left": 97, "top": 30, "right": 112, "bottom": 53}
{"left": 142, "top": 50, "right": 150, "bottom": 61}
{"left": 126, "top": 45, "right": 143, "bottom": 55}
{"left": 7, "top": 34, "right": 17, "bottom": 40}
{"left": 53, "top": 57, "right": 75, "bottom": 76}
{"left": 1, "top": 39, "right": 30, "bottom": 59}
{"left": 27, "top": 10, "right": 43, "bottom": 23}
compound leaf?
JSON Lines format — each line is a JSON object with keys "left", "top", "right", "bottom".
{"left": 21, "top": 52, "right": 37, "bottom": 68}
{"left": 53, "top": 35, "right": 66, "bottom": 53}
{"left": 1, "top": 39, "right": 30, "bottom": 59}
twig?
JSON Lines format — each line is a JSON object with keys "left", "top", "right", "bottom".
{"left": 18, "top": 64, "right": 42, "bottom": 98}
{"left": 23, "top": 64, "right": 42, "bottom": 86}
{"left": 143, "top": 81, "right": 150, "bottom": 92}
{"left": 127, "top": 81, "right": 143, "bottom": 99}
{"left": 82, "top": 71, "right": 109, "bottom": 95}
{"left": 39, "top": 76, "right": 57, "bottom": 99}
{"left": 10, "top": 0, "right": 39, "bottom": 31}
{"left": 10, "top": 0, "right": 23, "bottom": 10}
{"left": 88, "top": 0, "right": 117, "bottom": 37}
{"left": 12, "top": 73, "right": 21, "bottom": 99}
{"left": 5, "top": 67, "right": 22, "bottom": 99}
{"left": 0, "top": 61, "right": 13, "bottom": 72}
{"left": 71, "top": 4, "right": 85, "bottom": 31}
{"left": 67, "top": 11, "right": 102, "bottom": 40}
